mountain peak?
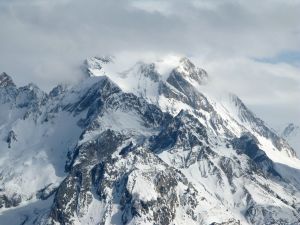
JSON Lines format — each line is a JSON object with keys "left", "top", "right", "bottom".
{"left": 1, "top": 56, "right": 300, "bottom": 225}
{"left": 283, "top": 123, "right": 299, "bottom": 137}
{"left": 178, "top": 57, "right": 195, "bottom": 69}
{"left": 281, "top": 123, "right": 300, "bottom": 153}
{"left": 0, "top": 72, "right": 16, "bottom": 88}
{"left": 174, "top": 57, "right": 208, "bottom": 85}
{"left": 84, "top": 56, "right": 114, "bottom": 77}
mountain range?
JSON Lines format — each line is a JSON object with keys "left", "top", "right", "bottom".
{"left": 0, "top": 56, "right": 299, "bottom": 225}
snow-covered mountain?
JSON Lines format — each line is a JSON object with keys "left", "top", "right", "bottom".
{"left": 0, "top": 57, "right": 300, "bottom": 225}
{"left": 281, "top": 123, "right": 300, "bottom": 153}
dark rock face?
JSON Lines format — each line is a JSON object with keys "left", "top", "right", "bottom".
{"left": 0, "top": 73, "right": 18, "bottom": 104}
{"left": 232, "top": 133, "right": 281, "bottom": 178}
{"left": 0, "top": 193, "right": 21, "bottom": 208}
{"left": 49, "top": 85, "right": 66, "bottom": 98}
{"left": 64, "top": 78, "right": 121, "bottom": 115}
{"left": 49, "top": 134, "right": 199, "bottom": 225}
{"left": 0, "top": 79, "right": 48, "bottom": 121}
{"left": 166, "top": 70, "right": 212, "bottom": 111}
{"left": 6, "top": 130, "right": 17, "bottom": 148}
{"left": 84, "top": 56, "right": 114, "bottom": 77}
{"left": 36, "top": 183, "right": 58, "bottom": 200}
{"left": 138, "top": 63, "right": 160, "bottom": 82}
{"left": 17, "top": 83, "right": 47, "bottom": 108}
{"left": 150, "top": 110, "right": 207, "bottom": 152}
{"left": 0, "top": 72, "right": 16, "bottom": 88}
{"left": 210, "top": 219, "right": 241, "bottom": 225}
{"left": 231, "top": 95, "right": 296, "bottom": 157}
{"left": 119, "top": 142, "right": 134, "bottom": 156}
{"left": 177, "top": 57, "right": 208, "bottom": 85}
{"left": 245, "top": 205, "right": 299, "bottom": 225}
{"left": 50, "top": 121, "right": 130, "bottom": 224}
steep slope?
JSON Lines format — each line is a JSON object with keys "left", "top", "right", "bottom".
{"left": 86, "top": 56, "right": 297, "bottom": 161}
{"left": 0, "top": 57, "right": 300, "bottom": 225}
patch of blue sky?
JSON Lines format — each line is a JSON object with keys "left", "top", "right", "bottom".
{"left": 255, "top": 51, "right": 300, "bottom": 67}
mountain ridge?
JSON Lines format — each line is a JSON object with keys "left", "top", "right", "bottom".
{"left": 281, "top": 123, "right": 300, "bottom": 155}
{"left": 0, "top": 57, "right": 300, "bottom": 225}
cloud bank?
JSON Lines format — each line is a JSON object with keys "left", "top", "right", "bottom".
{"left": 0, "top": 0, "right": 299, "bottom": 127}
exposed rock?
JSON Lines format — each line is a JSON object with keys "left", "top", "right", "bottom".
{"left": 0, "top": 72, "right": 16, "bottom": 88}
{"left": 6, "top": 130, "right": 17, "bottom": 148}
{"left": 0, "top": 193, "right": 21, "bottom": 208}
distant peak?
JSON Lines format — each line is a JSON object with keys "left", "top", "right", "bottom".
{"left": 172, "top": 57, "right": 208, "bottom": 85}
{"left": 97, "top": 55, "right": 114, "bottom": 63}
{"left": 124, "top": 62, "right": 160, "bottom": 82}
{"left": 179, "top": 57, "right": 195, "bottom": 69}
{"left": 84, "top": 56, "right": 115, "bottom": 77}
{"left": 0, "top": 72, "right": 16, "bottom": 88}
{"left": 283, "top": 123, "right": 299, "bottom": 137}
{"left": 23, "top": 82, "right": 40, "bottom": 91}
{"left": 19, "top": 82, "right": 45, "bottom": 98}
{"left": 49, "top": 84, "right": 67, "bottom": 98}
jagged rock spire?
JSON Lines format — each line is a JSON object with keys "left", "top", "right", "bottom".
{"left": 175, "top": 57, "right": 208, "bottom": 85}
{"left": 84, "top": 56, "right": 115, "bottom": 77}
{"left": 0, "top": 72, "right": 16, "bottom": 88}
{"left": 7, "top": 130, "right": 17, "bottom": 148}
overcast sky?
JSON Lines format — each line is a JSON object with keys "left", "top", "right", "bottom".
{"left": 0, "top": 0, "right": 299, "bottom": 128}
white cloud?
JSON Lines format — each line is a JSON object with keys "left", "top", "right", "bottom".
{"left": 0, "top": 0, "right": 299, "bottom": 127}
{"left": 130, "top": 0, "right": 173, "bottom": 15}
